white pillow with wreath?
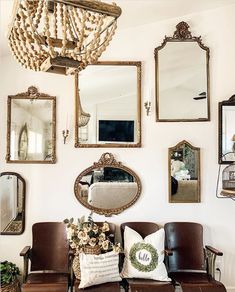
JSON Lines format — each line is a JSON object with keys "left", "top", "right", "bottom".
{"left": 121, "top": 226, "right": 170, "bottom": 281}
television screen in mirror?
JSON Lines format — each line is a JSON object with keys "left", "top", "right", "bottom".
{"left": 6, "top": 86, "right": 56, "bottom": 163}
{"left": 219, "top": 95, "right": 235, "bottom": 163}
{"left": 74, "top": 61, "right": 141, "bottom": 148}
{"left": 155, "top": 21, "right": 210, "bottom": 122}
{"left": 0, "top": 172, "right": 26, "bottom": 235}
{"left": 169, "top": 140, "right": 200, "bottom": 203}
{"left": 74, "top": 153, "right": 141, "bottom": 216}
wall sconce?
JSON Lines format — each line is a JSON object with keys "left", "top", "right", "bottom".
{"left": 62, "top": 129, "right": 69, "bottom": 144}
{"left": 144, "top": 101, "right": 151, "bottom": 116}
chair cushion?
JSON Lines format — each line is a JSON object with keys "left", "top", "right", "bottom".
{"left": 170, "top": 272, "right": 211, "bottom": 284}
{"left": 127, "top": 279, "right": 174, "bottom": 292}
{"left": 26, "top": 272, "right": 68, "bottom": 284}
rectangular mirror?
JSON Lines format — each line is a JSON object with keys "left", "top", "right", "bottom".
{"left": 169, "top": 140, "right": 200, "bottom": 203}
{"left": 155, "top": 21, "right": 210, "bottom": 122}
{"left": 219, "top": 95, "right": 235, "bottom": 163}
{"left": 6, "top": 86, "right": 56, "bottom": 163}
{"left": 74, "top": 61, "right": 141, "bottom": 148}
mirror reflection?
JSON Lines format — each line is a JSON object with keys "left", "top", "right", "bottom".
{"left": 219, "top": 95, "right": 235, "bottom": 163}
{"left": 155, "top": 21, "right": 210, "bottom": 122}
{"left": 74, "top": 153, "right": 141, "bottom": 216}
{"left": 169, "top": 141, "right": 200, "bottom": 203}
{"left": 75, "top": 61, "right": 141, "bottom": 147}
{"left": 0, "top": 172, "right": 25, "bottom": 235}
{"left": 7, "top": 86, "right": 56, "bottom": 163}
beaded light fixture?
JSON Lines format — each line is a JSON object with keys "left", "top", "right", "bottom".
{"left": 8, "top": 0, "right": 122, "bottom": 75}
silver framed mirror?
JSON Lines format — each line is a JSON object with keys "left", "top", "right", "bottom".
{"left": 169, "top": 140, "right": 200, "bottom": 203}
{"left": 219, "top": 95, "right": 235, "bottom": 164}
{"left": 74, "top": 153, "right": 142, "bottom": 216}
{"left": 74, "top": 61, "right": 141, "bottom": 148}
{"left": 0, "top": 172, "right": 26, "bottom": 235}
{"left": 155, "top": 21, "right": 210, "bottom": 122}
{"left": 6, "top": 86, "right": 56, "bottom": 163}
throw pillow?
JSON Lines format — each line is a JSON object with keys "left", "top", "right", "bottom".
{"left": 79, "top": 251, "right": 121, "bottom": 289}
{"left": 121, "top": 226, "right": 170, "bottom": 281}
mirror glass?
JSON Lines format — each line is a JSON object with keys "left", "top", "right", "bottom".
{"left": 219, "top": 96, "right": 235, "bottom": 163}
{"left": 7, "top": 86, "right": 56, "bottom": 163}
{"left": 75, "top": 61, "right": 141, "bottom": 147}
{"left": 169, "top": 141, "right": 200, "bottom": 203}
{"left": 155, "top": 21, "right": 210, "bottom": 122}
{"left": 74, "top": 153, "right": 141, "bottom": 216}
{"left": 0, "top": 172, "right": 25, "bottom": 235}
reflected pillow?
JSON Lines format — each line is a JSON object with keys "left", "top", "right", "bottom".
{"left": 121, "top": 226, "right": 170, "bottom": 281}
{"left": 79, "top": 251, "right": 121, "bottom": 289}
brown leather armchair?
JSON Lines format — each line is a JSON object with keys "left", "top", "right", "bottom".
{"left": 73, "top": 222, "right": 120, "bottom": 292}
{"left": 120, "top": 222, "right": 174, "bottom": 292}
{"left": 164, "top": 222, "right": 227, "bottom": 292}
{"left": 20, "top": 222, "right": 70, "bottom": 292}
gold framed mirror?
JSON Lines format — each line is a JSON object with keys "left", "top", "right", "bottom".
{"left": 219, "top": 95, "right": 235, "bottom": 164}
{"left": 6, "top": 86, "right": 56, "bottom": 163}
{"left": 74, "top": 61, "right": 141, "bottom": 148}
{"left": 0, "top": 172, "right": 26, "bottom": 235}
{"left": 74, "top": 153, "right": 141, "bottom": 216}
{"left": 155, "top": 21, "right": 210, "bottom": 122}
{"left": 169, "top": 140, "right": 200, "bottom": 203}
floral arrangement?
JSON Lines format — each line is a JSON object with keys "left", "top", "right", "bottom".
{"left": 0, "top": 261, "right": 20, "bottom": 286}
{"left": 64, "top": 214, "right": 121, "bottom": 254}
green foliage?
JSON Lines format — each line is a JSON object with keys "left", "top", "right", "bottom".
{"left": 0, "top": 261, "right": 20, "bottom": 285}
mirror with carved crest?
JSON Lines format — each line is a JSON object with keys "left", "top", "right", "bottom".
{"left": 74, "top": 153, "right": 141, "bottom": 216}
{"left": 74, "top": 61, "right": 141, "bottom": 148}
{"left": 169, "top": 140, "right": 200, "bottom": 203}
{"left": 0, "top": 172, "right": 26, "bottom": 235}
{"left": 6, "top": 86, "right": 56, "bottom": 163}
{"left": 155, "top": 21, "right": 210, "bottom": 122}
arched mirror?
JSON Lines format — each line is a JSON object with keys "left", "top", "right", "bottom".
{"left": 6, "top": 86, "right": 56, "bottom": 163}
{"left": 74, "top": 153, "right": 141, "bottom": 216}
{"left": 0, "top": 172, "right": 26, "bottom": 235}
{"left": 74, "top": 61, "right": 141, "bottom": 148}
{"left": 155, "top": 21, "right": 210, "bottom": 122}
{"left": 219, "top": 95, "right": 235, "bottom": 164}
{"left": 169, "top": 141, "right": 200, "bottom": 203}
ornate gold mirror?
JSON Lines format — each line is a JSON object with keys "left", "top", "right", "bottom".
{"left": 155, "top": 21, "right": 210, "bottom": 122}
{"left": 219, "top": 95, "right": 235, "bottom": 164}
{"left": 74, "top": 61, "right": 141, "bottom": 147}
{"left": 0, "top": 172, "right": 26, "bottom": 235}
{"left": 74, "top": 153, "right": 141, "bottom": 216}
{"left": 6, "top": 86, "right": 56, "bottom": 163}
{"left": 169, "top": 140, "right": 200, "bottom": 203}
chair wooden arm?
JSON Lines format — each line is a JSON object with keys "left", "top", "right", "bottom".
{"left": 20, "top": 246, "right": 31, "bottom": 257}
{"left": 205, "top": 245, "right": 223, "bottom": 256}
{"left": 165, "top": 249, "right": 173, "bottom": 256}
{"left": 20, "top": 246, "right": 31, "bottom": 283}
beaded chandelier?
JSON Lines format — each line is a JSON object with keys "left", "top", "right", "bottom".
{"left": 8, "top": 0, "right": 121, "bottom": 75}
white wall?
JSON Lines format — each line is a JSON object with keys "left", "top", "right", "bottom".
{"left": 0, "top": 3, "right": 235, "bottom": 291}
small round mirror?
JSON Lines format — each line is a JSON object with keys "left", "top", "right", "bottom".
{"left": 74, "top": 153, "right": 141, "bottom": 216}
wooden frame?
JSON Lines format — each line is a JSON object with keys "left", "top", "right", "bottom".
{"left": 169, "top": 140, "right": 201, "bottom": 203}
{"left": 74, "top": 153, "right": 142, "bottom": 216}
{"left": 6, "top": 86, "right": 56, "bottom": 164}
{"left": 0, "top": 172, "right": 26, "bottom": 235}
{"left": 74, "top": 61, "right": 142, "bottom": 148}
{"left": 218, "top": 94, "right": 235, "bottom": 164}
{"left": 154, "top": 21, "right": 210, "bottom": 122}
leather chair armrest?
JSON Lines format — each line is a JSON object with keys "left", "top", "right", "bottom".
{"left": 20, "top": 246, "right": 31, "bottom": 257}
{"left": 205, "top": 245, "right": 223, "bottom": 256}
{"left": 165, "top": 249, "right": 173, "bottom": 256}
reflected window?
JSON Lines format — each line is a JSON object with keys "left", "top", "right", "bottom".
{"left": 28, "top": 131, "right": 43, "bottom": 154}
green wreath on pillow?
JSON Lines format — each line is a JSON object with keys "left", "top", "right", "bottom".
{"left": 129, "top": 242, "right": 158, "bottom": 272}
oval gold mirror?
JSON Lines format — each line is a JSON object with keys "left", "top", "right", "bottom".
{"left": 169, "top": 140, "right": 200, "bottom": 203}
{"left": 74, "top": 153, "right": 141, "bottom": 216}
{"left": 0, "top": 172, "right": 26, "bottom": 235}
